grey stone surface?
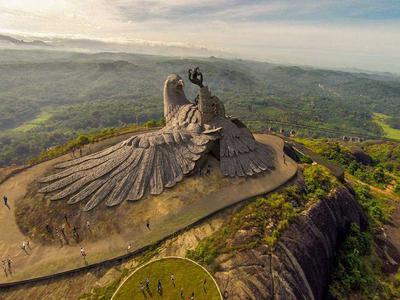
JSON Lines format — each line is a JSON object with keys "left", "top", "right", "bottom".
{"left": 40, "top": 72, "right": 276, "bottom": 210}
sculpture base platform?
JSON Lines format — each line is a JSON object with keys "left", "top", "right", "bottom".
{"left": 0, "top": 133, "right": 297, "bottom": 283}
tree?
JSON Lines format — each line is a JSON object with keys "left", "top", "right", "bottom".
{"left": 372, "top": 167, "right": 386, "bottom": 184}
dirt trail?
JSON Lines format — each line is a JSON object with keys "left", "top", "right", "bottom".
{"left": 0, "top": 133, "right": 296, "bottom": 283}
{"left": 348, "top": 176, "right": 400, "bottom": 200}
{"left": 0, "top": 132, "right": 142, "bottom": 282}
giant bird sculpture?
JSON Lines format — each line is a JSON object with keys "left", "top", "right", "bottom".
{"left": 39, "top": 68, "right": 276, "bottom": 211}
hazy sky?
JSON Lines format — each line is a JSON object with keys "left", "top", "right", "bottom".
{"left": 1, "top": 0, "right": 399, "bottom": 72}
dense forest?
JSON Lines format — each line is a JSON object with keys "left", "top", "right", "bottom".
{"left": 0, "top": 49, "right": 400, "bottom": 167}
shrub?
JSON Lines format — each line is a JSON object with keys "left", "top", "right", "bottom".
{"left": 394, "top": 182, "right": 400, "bottom": 195}
{"left": 354, "top": 185, "right": 391, "bottom": 226}
{"left": 303, "top": 165, "right": 339, "bottom": 201}
{"left": 373, "top": 167, "right": 386, "bottom": 184}
{"left": 329, "top": 224, "right": 376, "bottom": 299}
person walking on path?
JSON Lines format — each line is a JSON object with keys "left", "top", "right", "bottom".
{"left": 127, "top": 242, "right": 132, "bottom": 253}
{"left": 146, "top": 219, "right": 151, "bottom": 231}
{"left": 3, "top": 195, "right": 10, "bottom": 209}
{"left": 6, "top": 257, "right": 12, "bottom": 275}
{"left": 180, "top": 287, "right": 184, "bottom": 299}
{"left": 145, "top": 278, "right": 150, "bottom": 291}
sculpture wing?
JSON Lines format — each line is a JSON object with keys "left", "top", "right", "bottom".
{"left": 39, "top": 128, "right": 216, "bottom": 211}
{"left": 211, "top": 116, "right": 276, "bottom": 177}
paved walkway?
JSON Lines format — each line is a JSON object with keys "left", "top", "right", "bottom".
{"left": 0, "top": 134, "right": 297, "bottom": 283}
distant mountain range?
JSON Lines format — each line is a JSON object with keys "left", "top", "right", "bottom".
{"left": 0, "top": 34, "right": 51, "bottom": 48}
{"left": 0, "top": 33, "right": 230, "bottom": 58}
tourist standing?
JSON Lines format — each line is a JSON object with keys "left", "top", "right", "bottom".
{"left": 157, "top": 279, "right": 162, "bottom": 294}
{"left": 86, "top": 220, "right": 91, "bottom": 232}
{"left": 21, "top": 241, "right": 28, "bottom": 255}
{"left": 146, "top": 219, "right": 151, "bottom": 231}
{"left": 1, "top": 259, "right": 8, "bottom": 277}
{"left": 3, "top": 195, "right": 9, "bottom": 209}
{"left": 46, "top": 223, "right": 53, "bottom": 237}
{"left": 61, "top": 223, "right": 69, "bottom": 245}
{"left": 72, "top": 226, "right": 80, "bottom": 243}
{"left": 64, "top": 214, "right": 70, "bottom": 228}
{"left": 6, "top": 257, "right": 12, "bottom": 275}
{"left": 171, "top": 273, "right": 175, "bottom": 287}
{"left": 80, "top": 247, "right": 86, "bottom": 258}
{"left": 80, "top": 247, "right": 87, "bottom": 265}
{"left": 55, "top": 228, "right": 63, "bottom": 247}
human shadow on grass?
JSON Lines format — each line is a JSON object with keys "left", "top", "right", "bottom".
{"left": 146, "top": 287, "right": 153, "bottom": 298}
{"left": 141, "top": 289, "right": 148, "bottom": 298}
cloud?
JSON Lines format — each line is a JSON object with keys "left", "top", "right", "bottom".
{"left": 0, "top": 0, "right": 399, "bottom": 72}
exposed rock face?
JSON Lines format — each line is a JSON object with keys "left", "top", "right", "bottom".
{"left": 283, "top": 142, "right": 300, "bottom": 163}
{"left": 375, "top": 227, "right": 400, "bottom": 274}
{"left": 215, "top": 186, "right": 368, "bottom": 300}
{"left": 350, "top": 146, "right": 373, "bottom": 165}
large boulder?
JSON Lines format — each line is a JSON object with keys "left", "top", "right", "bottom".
{"left": 350, "top": 146, "right": 373, "bottom": 165}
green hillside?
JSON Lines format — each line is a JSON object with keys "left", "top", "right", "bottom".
{"left": 0, "top": 49, "right": 399, "bottom": 166}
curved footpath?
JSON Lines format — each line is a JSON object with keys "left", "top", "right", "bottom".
{"left": 0, "top": 133, "right": 297, "bottom": 287}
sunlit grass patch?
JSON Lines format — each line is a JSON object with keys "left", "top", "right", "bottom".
{"left": 113, "top": 257, "right": 221, "bottom": 300}
{"left": 373, "top": 113, "right": 400, "bottom": 141}
{"left": 11, "top": 109, "right": 54, "bottom": 132}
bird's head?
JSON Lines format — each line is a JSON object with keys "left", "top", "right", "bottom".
{"left": 163, "top": 74, "right": 189, "bottom": 118}
{"left": 164, "top": 74, "right": 185, "bottom": 97}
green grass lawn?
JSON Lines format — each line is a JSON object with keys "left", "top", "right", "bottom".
{"left": 373, "top": 113, "right": 400, "bottom": 141}
{"left": 113, "top": 258, "right": 221, "bottom": 300}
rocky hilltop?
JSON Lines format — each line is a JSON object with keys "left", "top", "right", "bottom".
{"left": 215, "top": 186, "right": 367, "bottom": 299}
{"left": 2, "top": 160, "right": 399, "bottom": 300}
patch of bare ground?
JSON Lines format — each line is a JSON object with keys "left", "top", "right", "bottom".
{"left": 1, "top": 208, "right": 228, "bottom": 300}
